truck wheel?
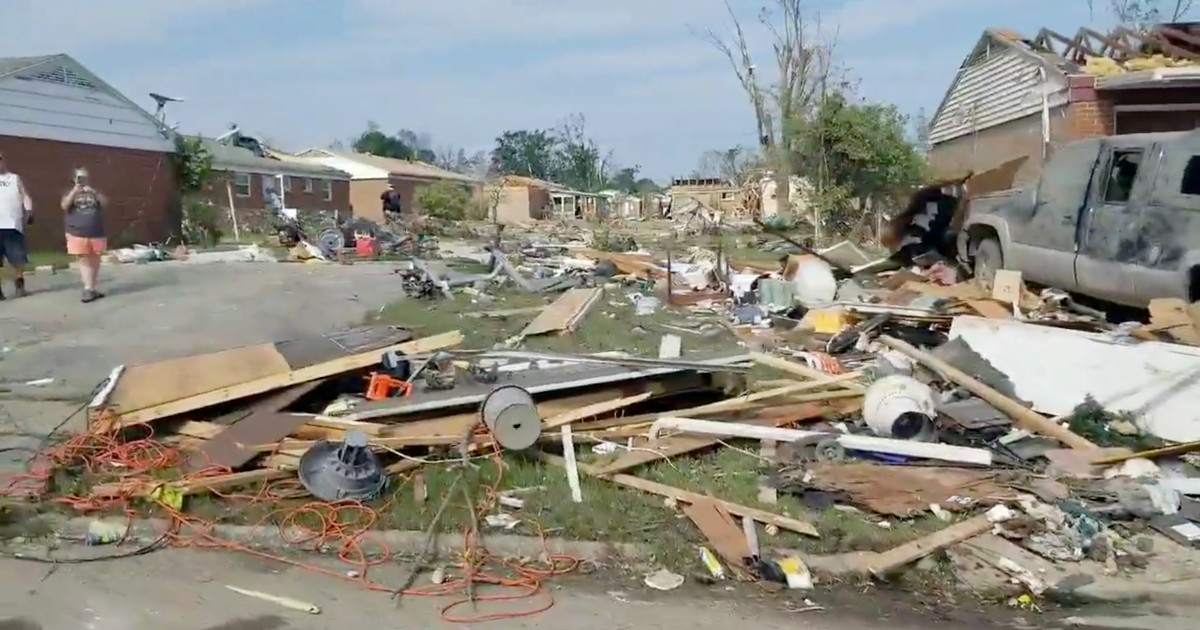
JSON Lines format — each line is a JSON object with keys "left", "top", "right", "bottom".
{"left": 974, "top": 237, "right": 1004, "bottom": 288}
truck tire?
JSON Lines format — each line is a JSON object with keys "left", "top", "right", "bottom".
{"left": 974, "top": 237, "right": 1004, "bottom": 288}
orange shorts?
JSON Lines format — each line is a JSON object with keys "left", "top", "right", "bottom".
{"left": 65, "top": 235, "right": 107, "bottom": 256}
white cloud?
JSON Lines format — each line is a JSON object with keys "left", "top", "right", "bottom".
{"left": 1, "top": 0, "right": 1016, "bottom": 177}
{"left": 0, "top": 0, "right": 271, "bottom": 55}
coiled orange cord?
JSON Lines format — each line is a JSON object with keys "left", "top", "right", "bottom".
{"left": 0, "top": 410, "right": 580, "bottom": 622}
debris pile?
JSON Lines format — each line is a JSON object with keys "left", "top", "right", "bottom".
{"left": 10, "top": 220, "right": 1200, "bottom": 620}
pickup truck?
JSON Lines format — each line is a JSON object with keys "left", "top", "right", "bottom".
{"left": 958, "top": 131, "right": 1200, "bottom": 307}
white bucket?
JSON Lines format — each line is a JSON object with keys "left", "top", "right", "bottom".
{"left": 862, "top": 374, "right": 938, "bottom": 441}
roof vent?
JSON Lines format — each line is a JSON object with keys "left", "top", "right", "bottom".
{"left": 25, "top": 65, "right": 96, "bottom": 89}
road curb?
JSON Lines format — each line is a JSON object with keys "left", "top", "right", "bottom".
{"left": 55, "top": 515, "right": 651, "bottom": 564}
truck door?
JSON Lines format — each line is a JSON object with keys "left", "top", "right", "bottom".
{"left": 1074, "top": 143, "right": 1146, "bottom": 304}
{"left": 1015, "top": 139, "right": 1103, "bottom": 290}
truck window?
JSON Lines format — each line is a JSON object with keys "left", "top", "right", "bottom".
{"left": 1181, "top": 156, "right": 1200, "bottom": 195}
{"left": 1102, "top": 150, "right": 1143, "bottom": 203}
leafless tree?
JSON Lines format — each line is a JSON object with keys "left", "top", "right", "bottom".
{"left": 696, "top": 146, "right": 763, "bottom": 187}
{"left": 1087, "top": 0, "right": 1195, "bottom": 25}
{"left": 701, "top": 0, "right": 837, "bottom": 220}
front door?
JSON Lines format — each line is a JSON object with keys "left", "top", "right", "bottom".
{"left": 1074, "top": 145, "right": 1145, "bottom": 304}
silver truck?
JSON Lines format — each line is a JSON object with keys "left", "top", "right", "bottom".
{"left": 958, "top": 131, "right": 1200, "bottom": 307}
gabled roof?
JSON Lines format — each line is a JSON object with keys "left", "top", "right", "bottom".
{"left": 929, "top": 29, "right": 1076, "bottom": 137}
{"left": 198, "top": 138, "right": 351, "bottom": 179}
{"left": 295, "top": 149, "right": 480, "bottom": 183}
{"left": 0, "top": 53, "right": 170, "bottom": 141}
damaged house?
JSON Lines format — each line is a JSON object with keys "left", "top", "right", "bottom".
{"left": 928, "top": 22, "right": 1200, "bottom": 185}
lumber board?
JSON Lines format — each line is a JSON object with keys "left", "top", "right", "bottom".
{"left": 108, "top": 344, "right": 291, "bottom": 414}
{"left": 187, "top": 382, "right": 322, "bottom": 471}
{"left": 109, "top": 331, "right": 462, "bottom": 427}
{"left": 592, "top": 401, "right": 845, "bottom": 476}
{"left": 542, "top": 453, "right": 819, "bottom": 537}
{"left": 520, "top": 288, "right": 602, "bottom": 336}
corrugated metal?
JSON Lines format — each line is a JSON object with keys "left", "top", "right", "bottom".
{"left": 929, "top": 48, "right": 1060, "bottom": 145}
{"left": 0, "top": 58, "right": 172, "bottom": 153}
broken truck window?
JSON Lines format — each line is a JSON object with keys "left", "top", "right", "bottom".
{"left": 1102, "top": 150, "right": 1142, "bottom": 204}
{"left": 1181, "top": 155, "right": 1200, "bottom": 196}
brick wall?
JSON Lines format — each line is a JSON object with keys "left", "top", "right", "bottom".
{"left": 0, "top": 135, "right": 177, "bottom": 250}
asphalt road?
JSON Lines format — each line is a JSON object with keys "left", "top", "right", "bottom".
{"left": 0, "top": 260, "right": 410, "bottom": 469}
{"left": 0, "top": 548, "right": 1012, "bottom": 630}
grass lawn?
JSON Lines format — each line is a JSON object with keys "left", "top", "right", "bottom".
{"left": 17, "top": 260, "right": 946, "bottom": 575}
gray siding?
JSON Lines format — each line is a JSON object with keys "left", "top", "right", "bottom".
{"left": 0, "top": 59, "right": 172, "bottom": 153}
{"left": 930, "top": 42, "right": 1067, "bottom": 146}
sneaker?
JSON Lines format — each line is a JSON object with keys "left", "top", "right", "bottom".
{"left": 81, "top": 289, "right": 99, "bottom": 303}
{"left": 13, "top": 279, "right": 26, "bottom": 298}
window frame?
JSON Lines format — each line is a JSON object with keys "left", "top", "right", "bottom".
{"left": 233, "top": 172, "right": 252, "bottom": 197}
{"left": 321, "top": 179, "right": 333, "bottom": 201}
{"left": 1100, "top": 148, "right": 1144, "bottom": 205}
{"left": 304, "top": 177, "right": 314, "bottom": 193}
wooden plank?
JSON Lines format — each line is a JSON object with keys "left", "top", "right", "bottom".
{"left": 542, "top": 453, "right": 819, "bottom": 537}
{"left": 865, "top": 514, "right": 992, "bottom": 576}
{"left": 107, "top": 344, "right": 292, "bottom": 414}
{"left": 520, "top": 288, "right": 602, "bottom": 336}
{"left": 542, "top": 392, "right": 652, "bottom": 430}
{"left": 593, "top": 402, "right": 842, "bottom": 476}
{"left": 187, "top": 382, "right": 322, "bottom": 471}
{"left": 107, "top": 331, "right": 463, "bottom": 428}
{"left": 1092, "top": 439, "right": 1200, "bottom": 465}
{"left": 879, "top": 335, "right": 1096, "bottom": 450}
{"left": 682, "top": 498, "right": 753, "bottom": 577}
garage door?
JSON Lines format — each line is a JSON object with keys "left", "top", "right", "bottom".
{"left": 1115, "top": 110, "right": 1200, "bottom": 134}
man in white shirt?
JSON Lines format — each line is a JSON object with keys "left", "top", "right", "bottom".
{"left": 0, "top": 151, "right": 34, "bottom": 299}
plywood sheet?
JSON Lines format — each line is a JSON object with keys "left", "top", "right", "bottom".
{"left": 108, "top": 344, "right": 291, "bottom": 414}
{"left": 520, "top": 288, "right": 602, "bottom": 336}
{"left": 188, "top": 382, "right": 322, "bottom": 471}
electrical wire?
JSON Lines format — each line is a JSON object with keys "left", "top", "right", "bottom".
{"left": 0, "top": 408, "right": 580, "bottom": 622}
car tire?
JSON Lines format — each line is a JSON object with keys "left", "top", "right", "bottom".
{"left": 973, "top": 237, "right": 1004, "bottom": 288}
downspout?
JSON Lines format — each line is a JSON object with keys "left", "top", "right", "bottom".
{"left": 1039, "top": 67, "right": 1050, "bottom": 160}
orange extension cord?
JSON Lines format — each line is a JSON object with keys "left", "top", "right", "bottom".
{"left": 0, "top": 411, "right": 580, "bottom": 623}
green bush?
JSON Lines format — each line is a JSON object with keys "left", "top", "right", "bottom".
{"left": 415, "top": 181, "right": 471, "bottom": 221}
{"left": 181, "top": 197, "right": 224, "bottom": 247}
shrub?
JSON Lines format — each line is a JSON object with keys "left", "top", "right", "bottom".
{"left": 415, "top": 181, "right": 471, "bottom": 221}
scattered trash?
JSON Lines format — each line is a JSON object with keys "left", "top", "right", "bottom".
{"left": 643, "top": 568, "right": 685, "bottom": 591}
{"left": 224, "top": 585, "right": 320, "bottom": 614}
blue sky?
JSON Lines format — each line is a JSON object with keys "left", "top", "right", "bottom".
{"left": 4, "top": 0, "right": 1116, "bottom": 179}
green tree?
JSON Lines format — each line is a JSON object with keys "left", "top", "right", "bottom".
{"left": 789, "top": 92, "right": 926, "bottom": 239}
{"left": 352, "top": 122, "right": 437, "bottom": 162}
{"left": 489, "top": 115, "right": 615, "bottom": 192}
{"left": 490, "top": 129, "right": 560, "bottom": 180}
{"left": 415, "top": 181, "right": 471, "bottom": 221}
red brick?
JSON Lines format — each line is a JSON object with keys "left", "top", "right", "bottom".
{"left": 0, "top": 135, "right": 177, "bottom": 251}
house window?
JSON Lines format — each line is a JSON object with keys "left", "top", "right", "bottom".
{"left": 233, "top": 173, "right": 252, "bottom": 197}
{"left": 304, "top": 178, "right": 313, "bottom": 192}
{"left": 283, "top": 176, "right": 293, "bottom": 191}
{"left": 261, "top": 174, "right": 275, "bottom": 196}
{"left": 320, "top": 179, "right": 333, "bottom": 201}
{"left": 1181, "top": 156, "right": 1200, "bottom": 196}
{"left": 1102, "top": 150, "right": 1142, "bottom": 204}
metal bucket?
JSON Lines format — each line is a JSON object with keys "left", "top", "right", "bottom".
{"left": 480, "top": 385, "right": 541, "bottom": 450}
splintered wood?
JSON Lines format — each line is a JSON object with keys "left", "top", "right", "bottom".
{"left": 520, "top": 288, "right": 602, "bottom": 336}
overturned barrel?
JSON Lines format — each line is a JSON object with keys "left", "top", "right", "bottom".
{"left": 480, "top": 385, "right": 542, "bottom": 450}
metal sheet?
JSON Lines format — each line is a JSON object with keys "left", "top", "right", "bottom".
{"left": 344, "top": 353, "right": 749, "bottom": 422}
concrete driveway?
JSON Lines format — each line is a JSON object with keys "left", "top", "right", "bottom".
{"left": 0, "top": 260, "right": 410, "bottom": 466}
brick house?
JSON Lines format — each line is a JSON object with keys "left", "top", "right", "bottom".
{"left": 193, "top": 138, "right": 351, "bottom": 233}
{"left": 927, "top": 24, "right": 1200, "bottom": 185}
{"left": 281, "top": 149, "right": 481, "bottom": 223}
{"left": 0, "top": 54, "right": 177, "bottom": 250}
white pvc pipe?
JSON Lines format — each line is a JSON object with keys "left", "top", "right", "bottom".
{"left": 649, "top": 417, "right": 992, "bottom": 466}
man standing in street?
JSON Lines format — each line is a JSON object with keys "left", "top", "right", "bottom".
{"left": 60, "top": 167, "right": 107, "bottom": 303}
{"left": 0, "top": 151, "right": 34, "bottom": 299}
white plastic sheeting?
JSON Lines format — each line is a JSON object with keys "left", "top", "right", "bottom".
{"left": 948, "top": 316, "right": 1200, "bottom": 443}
